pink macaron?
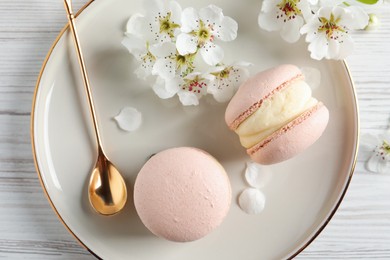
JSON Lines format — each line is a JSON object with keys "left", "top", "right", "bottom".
{"left": 134, "top": 147, "right": 231, "bottom": 242}
{"left": 225, "top": 64, "right": 329, "bottom": 165}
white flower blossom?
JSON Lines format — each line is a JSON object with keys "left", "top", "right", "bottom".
{"left": 126, "top": 0, "right": 182, "bottom": 44}
{"left": 122, "top": 1, "right": 244, "bottom": 105}
{"left": 151, "top": 42, "right": 197, "bottom": 80}
{"left": 122, "top": 36, "right": 157, "bottom": 79}
{"left": 153, "top": 73, "right": 208, "bottom": 106}
{"left": 206, "top": 62, "right": 250, "bottom": 103}
{"left": 258, "top": 0, "right": 313, "bottom": 43}
{"left": 176, "top": 5, "right": 238, "bottom": 66}
{"left": 361, "top": 131, "right": 390, "bottom": 174}
{"left": 300, "top": 6, "right": 369, "bottom": 60}
{"left": 121, "top": 0, "right": 182, "bottom": 78}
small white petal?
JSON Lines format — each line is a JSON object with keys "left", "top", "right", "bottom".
{"left": 335, "top": 37, "right": 354, "bottom": 60}
{"left": 199, "top": 5, "right": 224, "bottom": 25}
{"left": 125, "top": 14, "right": 147, "bottom": 37}
{"left": 200, "top": 43, "right": 224, "bottom": 66}
{"left": 181, "top": 7, "right": 199, "bottom": 33}
{"left": 258, "top": 11, "right": 282, "bottom": 32}
{"left": 300, "top": 4, "right": 315, "bottom": 21}
{"left": 152, "top": 58, "right": 175, "bottom": 80}
{"left": 149, "top": 42, "right": 176, "bottom": 58}
{"left": 308, "top": 35, "right": 329, "bottom": 60}
{"left": 244, "top": 162, "right": 272, "bottom": 188}
{"left": 360, "top": 134, "right": 380, "bottom": 151}
{"left": 165, "top": 77, "right": 182, "bottom": 93}
{"left": 327, "top": 39, "right": 340, "bottom": 60}
{"left": 176, "top": 33, "right": 198, "bottom": 55}
{"left": 331, "top": 6, "right": 346, "bottom": 19}
{"left": 261, "top": 0, "right": 280, "bottom": 12}
{"left": 300, "top": 18, "right": 321, "bottom": 36}
{"left": 377, "top": 161, "right": 390, "bottom": 174}
{"left": 238, "top": 188, "right": 266, "bottom": 215}
{"left": 177, "top": 91, "right": 199, "bottom": 106}
{"left": 318, "top": 6, "right": 333, "bottom": 18}
{"left": 114, "top": 107, "right": 142, "bottom": 132}
{"left": 302, "top": 31, "right": 318, "bottom": 43}
{"left": 280, "top": 17, "right": 304, "bottom": 43}
{"left": 121, "top": 36, "right": 147, "bottom": 58}
{"left": 152, "top": 77, "right": 179, "bottom": 99}
{"left": 218, "top": 16, "right": 238, "bottom": 41}
{"left": 134, "top": 63, "right": 153, "bottom": 79}
{"left": 207, "top": 80, "right": 235, "bottom": 103}
{"left": 169, "top": 0, "right": 183, "bottom": 24}
{"left": 301, "top": 67, "right": 321, "bottom": 90}
{"left": 366, "top": 154, "right": 389, "bottom": 174}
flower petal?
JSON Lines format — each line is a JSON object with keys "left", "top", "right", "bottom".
{"left": 134, "top": 62, "right": 153, "bottom": 79}
{"left": 300, "top": 17, "right": 321, "bottom": 36}
{"left": 318, "top": 6, "right": 333, "bottom": 18}
{"left": 326, "top": 39, "right": 340, "bottom": 59}
{"left": 366, "top": 154, "right": 389, "bottom": 174}
{"left": 238, "top": 188, "right": 266, "bottom": 215}
{"left": 125, "top": 14, "right": 148, "bottom": 37}
{"left": 121, "top": 35, "right": 147, "bottom": 58}
{"left": 207, "top": 79, "right": 235, "bottom": 103}
{"left": 377, "top": 161, "right": 390, "bottom": 174}
{"left": 152, "top": 58, "right": 176, "bottom": 80}
{"left": 258, "top": 11, "right": 282, "bottom": 32}
{"left": 360, "top": 134, "right": 380, "bottom": 151}
{"left": 244, "top": 162, "right": 272, "bottom": 188}
{"left": 169, "top": 0, "right": 183, "bottom": 24}
{"left": 152, "top": 77, "right": 179, "bottom": 99}
{"left": 308, "top": 35, "right": 329, "bottom": 60}
{"left": 176, "top": 33, "right": 198, "bottom": 55}
{"left": 217, "top": 16, "right": 238, "bottom": 41}
{"left": 280, "top": 16, "right": 304, "bottom": 43}
{"left": 181, "top": 7, "right": 199, "bottom": 33}
{"left": 200, "top": 42, "right": 224, "bottom": 66}
{"left": 261, "top": 0, "right": 280, "bottom": 12}
{"left": 149, "top": 42, "right": 176, "bottom": 58}
{"left": 114, "top": 107, "right": 142, "bottom": 132}
{"left": 199, "top": 5, "right": 223, "bottom": 25}
{"left": 177, "top": 90, "right": 200, "bottom": 106}
{"left": 336, "top": 37, "right": 354, "bottom": 60}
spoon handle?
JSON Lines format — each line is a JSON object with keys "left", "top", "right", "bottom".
{"left": 63, "top": 0, "right": 104, "bottom": 151}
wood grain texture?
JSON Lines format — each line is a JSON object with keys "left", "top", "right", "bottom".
{"left": 0, "top": 1, "right": 389, "bottom": 259}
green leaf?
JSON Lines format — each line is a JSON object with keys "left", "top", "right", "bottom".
{"left": 355, "top": 0, "right": 379, "bottom": 5}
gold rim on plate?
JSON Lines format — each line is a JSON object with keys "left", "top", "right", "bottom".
{"left": 30, "top": 0, "right": 359, "bottom": 258}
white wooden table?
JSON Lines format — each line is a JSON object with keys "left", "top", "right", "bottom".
{"left": 0, "top": 1, "right": 389, "bottom": 259}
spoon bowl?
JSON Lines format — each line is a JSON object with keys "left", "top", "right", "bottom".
{"left": 89, "top": 151, "right": 127, "bottom": 216}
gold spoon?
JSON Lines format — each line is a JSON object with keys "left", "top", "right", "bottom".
{"left": 63, "top": 0, "right": 127, "bottom": 216}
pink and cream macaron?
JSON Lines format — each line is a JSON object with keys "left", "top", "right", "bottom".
{"left": 134, "top": 147, "right": 231, "bottom": 242}
{"left": 225, "top": 64, "right": 329, "bottom": 165}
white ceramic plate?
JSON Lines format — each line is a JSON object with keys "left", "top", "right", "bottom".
{"left": 31, "top": 0, "right": 358, "bottom": 259}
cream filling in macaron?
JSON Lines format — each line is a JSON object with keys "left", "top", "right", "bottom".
{"left": 235, "top": 80, "right": 318, "bottom": 148}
